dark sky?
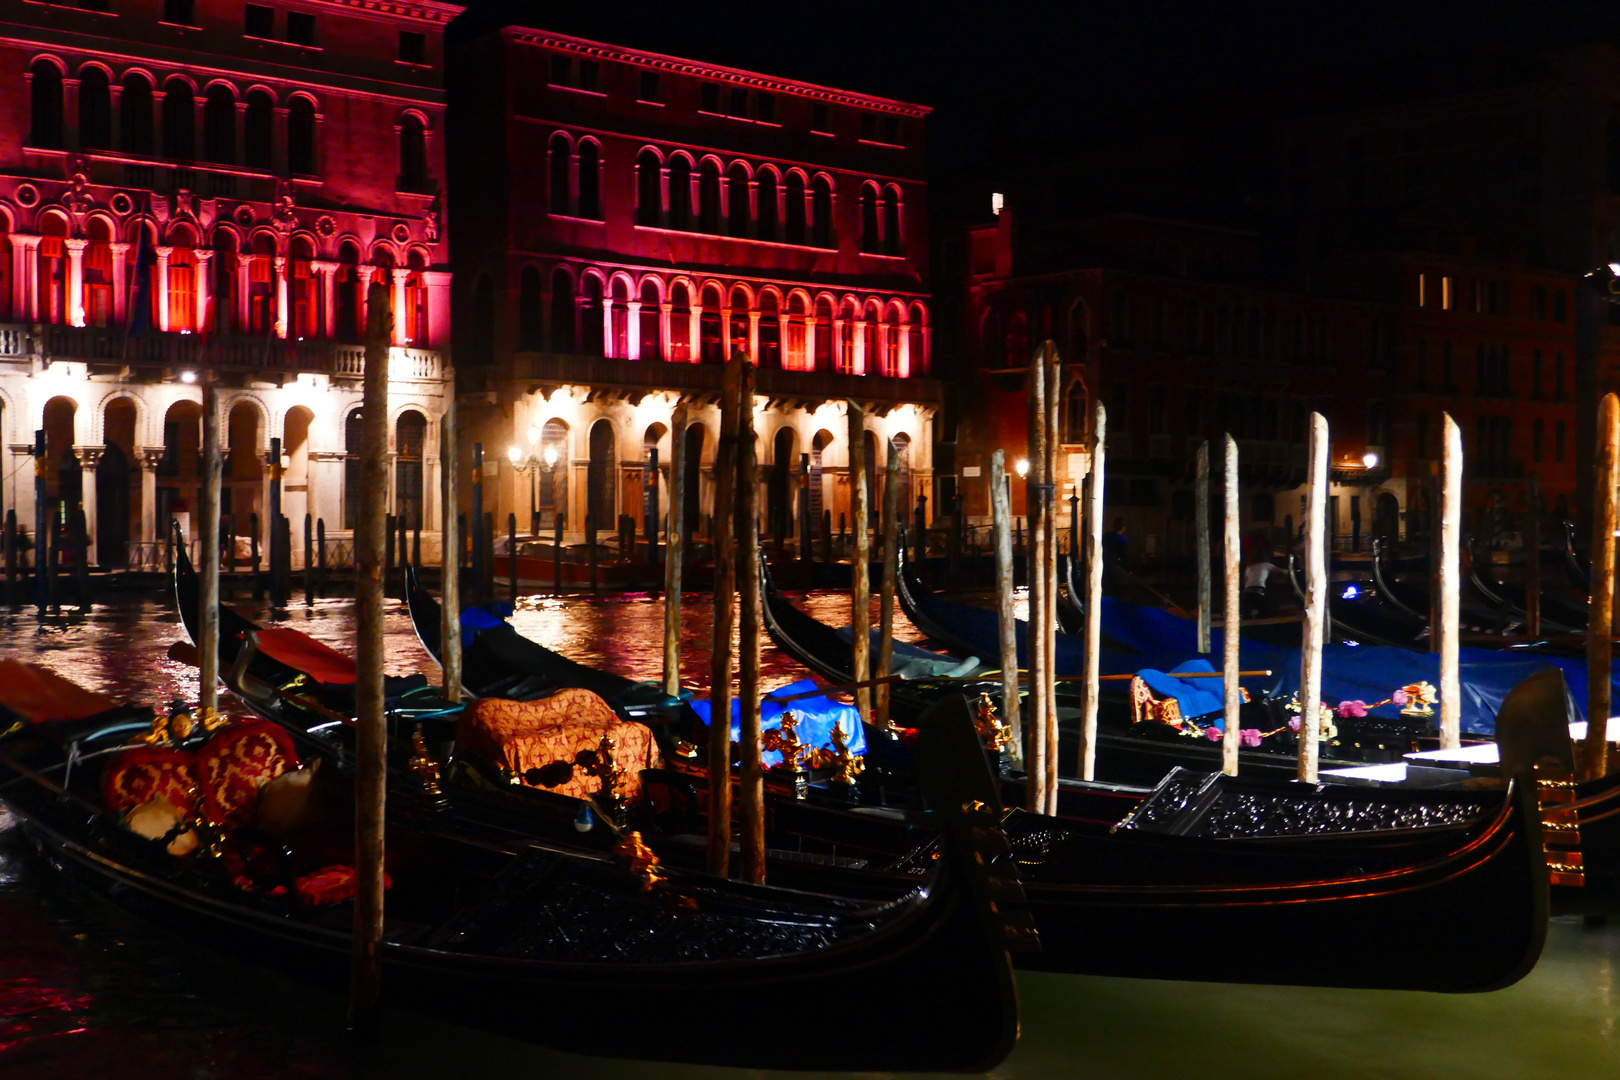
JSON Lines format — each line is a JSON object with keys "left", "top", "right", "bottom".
{"left": 457, "top": 0, "right": 1620, "bottom": 204}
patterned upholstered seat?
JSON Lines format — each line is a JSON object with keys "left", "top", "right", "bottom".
{"left": 102, "top": 745, "right": 197, "bottom": 817}
{"left": 195, "top": 720, "right": 301, "bottom": 828}
{"left": 459, "top": 688, "right": 661, "bottom": 801}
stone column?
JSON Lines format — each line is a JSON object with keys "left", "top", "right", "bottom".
{"left": 660, "top": 302, "right": 672, "bottom": 361}
{"left": 110, "top": 242, "right": 130, "bottom": 325}
{"left": 194, "top": 249, "right": 213, "bottom": 333}
{"left": 75, "top": 446, "right": 103, "bottom": 565}
{"left": 274, "top": 255, "right": 288, "bottom": 338}
{"left": 13, "top": 237, "right": 40, "bottom": 322}
{"left": 898, "top": 321, "right": 911, "bottom": 379}
{"left": 154, "top": 246, "right": 172, "bottom": 331}
{"left": 601, "top": 296, "right": 613, "bottom": 357}
{"left": 804, "top": 316, "right": 817, "bottom": 370}
{"left": 65, "top": 239, "right": 87, "bottom": 327}
{"left": 626, "top": 300, "right": 642, "bottom": 360}
{"left": 391, "top": 267, "right": 410, "bottom": 347}
{"left": 315, "top": 261, "right": 337, "bottom": 338}
{"left": 748, "top": 310, "right": 760, "bottom": 363}
{"left": 139, "top": 447, "right": 164, "bottom": 548}
{"left": 689, "top": 302, "right": 702, "bottom": 362}
{"left": 9, "top": 445, "right": 39, "bottom": 542}
{"left": 235, "top": 253, "right": 253, "bottom": 331}
{"left": 659, "top": 166, "right": 671, "bottom": 224}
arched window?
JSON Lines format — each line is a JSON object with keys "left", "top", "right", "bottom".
{"left": 84, "top": 218, "right": 114, "bottom": 327}
{"left": 403, "top": 250, "right": 428, "bottom": 346}
{"left": 121, "top": 73, "right": 154, "bottom": 155}
{"left": 668, "top": 282, "right": 692, "bottom": 362}
{"left": 881, "top": 305, "right": 902, "bottom": 376}
{"left": 335, "top": 241, "right": 359, "bottom": 342}
{"left": 784, "top": 293, "right": 809, "bottom": 370}
{"left": 883, "top": 184, "right": 902, "bottom": 255}
{"left": 577, "top": 140, "right": 600, "bottom": 219}
{"left": 907, "top": 303, "right": 928, "bottom": 375}
{"left": 394, "top": 410, "right": 428, "bottom": 528}
{"left": 1555, "top": 419, "right": 1566, "bottom": 463}
{"left": 167, "top": 227, "right": 198, "bottom": 333}
{"left": 79, "top": 67, "right": 111, "bottom": 151}
{"left": 608, "top": 276, "right": 631, "bottom": 359}
{"left": 699, "top": 283, "right": 723, "bottom": 362}
{"left": 579, "top": 274, "right": 604, "bottom": 355}
{"left": 287, "top": 96, "right": 316, "bottom": 174}
{"left": 757, "top": 169, "right": 779, "bottom": 241}
{"left": 860, "top": 183, "right": 880, "bottom": 253}
{"left": 811, "top": 175, "right": 834, "bottom": 247}
{"left": 892, "top": 431, "right": 913, "bottom": 514}
{"left": 698, "top": 160, "right": 722, "bottom": 233}
{"left": 586, "top": 419, "right": 617, "bottom": 531}
{"left": 248, "top": 233, "right": 277, "bottom": 336}
{"left": 667, "top": 155, "right": 692, "bottom": 230}
{"left": 549, "top": 133, "right": 571, "bottom": 214}
{"left": 758, "top": 291, "right": 780, "bottom": 368}
{"left": 784, "top": 171, "right": 806, "bottom": 244}
{"left": 836, "top": 298, "right": 857, "bottom": 373}
{"left": 518, "top": 265, "right": 543, "bottom": 349}
{"left": 636, "top": 149, "right": 662, "bottom": 227}
{"left": 539, "top": 418, "right": 570, "bottom": 522}
{"left": 814, "top": 297, "right": 833, "bottom": 369}
{"left": 727, "top": 162, "right": 751, "bottom": 237}
{"left": 399, "top": 113, "right": 427, "bottom": 192}
{"left": 290, "top": 235, "right": 318, "bottom": 339}
{"left": 550, "top": 267, "right": 575, "bottom": 351}
{"left": 244, "top": 90, "right": 273, "bottom": 169}
{"left": 29, "top": 60, "right": 63, "bottom": 149}
{"left": 860, "top": 303, "right": 881, "bottom": 375}
{"left": 728, "top": 286, "right": 750, "bottom": 358}
{"left": 211, "top": 230, "right": 237, "bottom": 335}
{"left": 127, "top": 220, "right": 158, "bottom": 332}
{"left": 203, "top": 84, "right": 235, "bottom": 164}
{"left": 162, "top": 78, "right": 195, "bottom": 160}
{"left": 37, "top": 214, "right": 68, "bottom": 324}
{"left": 639, "top": 279, "right": 662, "bottom": 361}
{"left": 1534, "top": 417, "right": 1545, "bottom": 463}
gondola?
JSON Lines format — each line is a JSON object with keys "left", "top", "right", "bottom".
{"left": 1467, "top": 541, "right": 1588, "bottom": 635}
{"left": 0, "top": 663, "right": 1028, "bottom": 1072}
{"left": 215, "top": 553, "right": 1575, "bottom": 985}
{"left": 1285, "top": 550, "right": 1430, "bottom": 649}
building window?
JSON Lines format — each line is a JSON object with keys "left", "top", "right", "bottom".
{"left": 1441, "top": 275, "right": 1452, "bottom": 310}
{"left": 757, "top": 92, "right": 776, "bottom": 124}
{"left": 549, "top": 133, "right": 571, "bottom": 214}
{"left": 757, "top": 169, "right": 779, "bottom": 240}
{"left": 810, "top": 175, "right": 834, "bottom": 247}
{"left": 83, "top": 221, "right": 113, "bottom": 327}
{"left": 121, "top": 73, "right": 154, "bottom": 155}
{"left": 287, "top": 11, "right": 316, "bottom": 46}
{"left": 287, "top": 96, "right": 317, "bottom": 174}
{"left": 883, "top": 184, "right": 902, "bottom": 255}
{"left": 859, "top": 183, "right": 880, "bottom": 253}
{"left": 1534, "top": 418, "right": 1544, "bottom": 462}
{"left": 700, "top": 83, "right": 721, "bottom": 114}
{"left": 244, "top": 89, "right": 273, "bottom": 169}
{"left": 639, "top": 71, "right": 660, "bottom": 103}
{"left": 668, "top": 282, "right": 692, "bottom": 362}
{"left": 698, "top": 160, "right": 722, "bottom": 233}
{"left": 636, "top": 150, "right": 662, "bottom": 226}
{"left": 549, "top": 267, "right": 574, "bottom": 352}
{"left": 1531, "top": 286, "right": 1547, "bottom": 320}
{"left": 163, "top": 0, "right": 195, "bottom": 25}
{"left": 727, "top": 163, "right": 750, "bottom": 237}
{"left": 811, "top": 102, "right": 831, "bottom": 134}
{"left": 1556, "top": 419, "right": 1566, "bottom": 462}
{"left": 578, "top": 60, "right": 599, "bottom": 93}
{"left": 550, "top": 55, "right": 569, "bottom": 86}
{"left": 29, "top": 60, "right": 64, "bottom": 149}
{"left": 399, "top": 114, "right": 428, "bottom": 192}
{"left": 730, "top": 87, "right": 748, "bottom": 117}
{"left": 203, "top": 84, "right": 235, "bottom": 164}
{"left": 399, "top": 31, "right": 426, "bottom": 64}
{"left": 784, "top": 171, "right": 806, "bottom": 244}
{"left": 667, "top": 155, "right": 691, "bottom": 230}
{"left": 860, "top": 113, "right": 876, "bottom": 140}
{"left": 577, "top": 141, "right": 600, "bottom": 219}
{"left": 79, "top": 66, "right": 111, "bottom": 150}
{"left": 884, "top": 116, "right": 903, "bottom": 144}
{"left": 1555, "top": 352, "right": 1566, "bottom": 400}
{"left": 162, "top": 78, "right": 195, "bottom": 160}
{"left": 244, "top": 4, "right": 273, "bottom": 38}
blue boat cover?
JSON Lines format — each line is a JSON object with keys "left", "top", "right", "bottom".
{"left": 1137, "top": 659, "right": 1226, "bottom": 722}
{"left": 688, "top": 679, "right": 867, "bottom": 766}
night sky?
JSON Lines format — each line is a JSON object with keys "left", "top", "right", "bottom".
{"left": 457, "top": 0, "right": 1620, "bottom": 210}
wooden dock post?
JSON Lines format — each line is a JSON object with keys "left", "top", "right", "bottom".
{"left": 4, "top": 508, "right": 14, "bottom": 605}
{"left": 440, "top": 382, "right": 461, "bottom": 701}
{"left": 316, "top": 518, "right": 327, "bottom": 598}
{"left": 199, "top": 381, "right": 222, "bottom": 724}
{"left": 708, "top": 356, "right": 744, "bottom": 878}
{"left": 1585, "top": 394, "right": 1619, "bottom": 780}
{"left": 1439, "top": 412, "right": 1463, "bottom": 751}
{"left": 645, "top": 447, "right": 660, "bottom": 594}
{"left": 876, "top": 437, "right": 901, "bottom": 732}
{"left": 469, "top": 444, "right": 484, "bottom": 605}
{"left": 1221, "top": 435, "right": 1241, "bottom": 775}
{"left": 552, "top": 512, "right": 563, "bottom": 596}
{"left": 849, "top": 400, "right": 872, "bottom": 729}
{"left": 507, "top": 513, "right": 518, "bottom": 603}
{"left": 349, "top": 279, "right": 391, "bottom": 1034}
{"left": 799, "top": 453, "right": 812, "bottom": 564}
{"left": 1026, "top": 345, "right": 1050, "bottom": 805}
{"left": 990, "top": 450, "right": 1023, "bottom": 772}
{"left": 1043, "top": 344, "right": 1060, "bottom": 811}
{"left": 1078, "top": 402, "right": 1107, "bottom": 783}
{"left": 303, "top": 514, "right": 314, "bottom": 607}
{"left": 1298, "top": 412, "right": 1330, "bottom": 782}
{"left": 32, "top": 430, "right": 45, "bottom": 617}
{"left": 736, "top": 358, "right": 765, "bottom": 883}
{"left": 1196, "top": 441, "right": 1211, "bottom": 654}
{"left": 587, "top": 510, "right": 599, "bottom": 594}
{"left": 663, "top": 405, "right": 687, "bottom": 699}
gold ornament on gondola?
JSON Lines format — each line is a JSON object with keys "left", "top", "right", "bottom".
{"left": 973, "top": 694, "right": 1013, "bottom": 752}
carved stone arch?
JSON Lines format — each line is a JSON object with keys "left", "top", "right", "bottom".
{"left": 698, "top": 278, "right": 727, "bottom": 307}
{"left": 200, "top": 76, "right": 239, "bottom": 99}
{"left": 247, "top": 227, "right": 281, "bottom": 255}
{"left": 397, "top": 106, "right": 433, "bottom": 131}
{"left": 83, "top": 210, "right": 119, "bottom": 239}
{"left": 388, "top": 400, "right": 435, "bottom": 453}
{"left": 786, "top": 287, "right": 814, "bottom": 314}
{"left": 29, "top": 53, "right": 70, "bottom": 76}
{"left": 0, "top": 202, "right": 16, "bottom": 233}
{"left": 908, "top": 300, "right": 929, "bottom": 326}
{"left": 606, "top": 269, "right": 637, "bottom": 300}
{"left": 635, "top": 272, "right": 667, "bottom": 305}
{"left": 77, "top": 59, "right": 117, "bottom": 81}
{"left": 635, "top": 143, "right": 666, "bottom": 165}
{"left": 885, "top": 297, "right": 908, "bottom": 320}
{"left": 757, "top": 284, "right": 784, "bottom": 308}
{"left": 367, "top": 240, "right": 399, "bottom": 266}
{"left": 667, "top": 273, "right": 698, "bottom": 298}
{"left": 727, "top": 281, "right": 754, "bottom": 308}
{"left": 285, "top": 89, "right": 322, "bottom": 112}
{"left": 221, "top": 390, "right": 274, "bottom": 445}
{"left": 240, "top": 82, "right": 280, "bottom": 105}
{"left": 697, "top": 152, "right": 727, "bottom": 173}
{"left": 726, "top": 157, "right": 756, "bottom": 180}
{"left": 93, "top": 390, "right": 148, "bottom": 447}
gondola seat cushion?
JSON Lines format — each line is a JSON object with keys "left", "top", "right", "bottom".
{"left": 196, "top": 720, "right": 301, "bottom": 827}
{"left": 103, "top": 745, "right": 197, "bottom": 817}
{"left": 460, "top": 689, "right": 661, "bottom": 801}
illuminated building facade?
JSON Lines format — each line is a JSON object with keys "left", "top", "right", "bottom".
{"left": 446, "top": 22, "right": 937, "bottom": 546}
{"left": 0, "top": 0, "right": 457, "bottom": 568}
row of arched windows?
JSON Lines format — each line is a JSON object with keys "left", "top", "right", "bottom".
{"left": 512, "top": 266, "right": 929, "bottom": 376}
{"left": 27, "top": 56, "right": 431, "bottom": 188}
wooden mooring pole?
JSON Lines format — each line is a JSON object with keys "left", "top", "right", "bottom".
{"left": 707, "top": 356, "right": 743, "bottom": 877}
{"left": 1078, "top": 401, "right": 1107, "bottom": 783}
{"left": 1439, "top": 412, "right": 1463, "bottom": 751}
{"left": 1586, "top": 394, "right": 1618, "bottom": 781}
{"left": 663, "top": 405, "right": 687, "bottom": 699}
{"left": 1043, "top": 345, "right": 1059, "bottom": 811}
{"left": 1298, "top": 412, "right": 1329, "bottom": 783}
{"left": 876, "top": 437, "right": 901, "bottom": 733}
{"left": 507, "top": 513, "right": 518, "bottom": 604}
{"left": 849, "top": 400, "right": 871, "bottom": 729}
{"left": 440, "top": 380, "right": 461, "bottom": 701}
{"left": 469, "top": 444, "right": 484, "bottom": 606}
{"left": 199, "top": 381, "right": 222, "bottom": 724}
{"left": 736, "top": 358, "right": 765, "bottom": 884}
{"left": 1220, "top": 435, "right": 1241, "bottom": 775}
{"left": 1026, "top": 345, "right": 1050, "bottom": 805}
{"left": 990, "top": 450, "right": 1023, "bottom": 771}
{"left": 349, "top": 279, "right": 391, "bottom": 1033}
{"left": 1196, "top": 440, "right": 1212, "bottom": 654}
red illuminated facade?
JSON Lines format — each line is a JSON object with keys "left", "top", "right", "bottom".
{"left": 447, "top": 22, "right": 938, "bottom": 541}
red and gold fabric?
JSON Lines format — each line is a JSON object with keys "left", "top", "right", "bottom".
{"left": 1, "top": 660, "right": 121, "bottom": 723}
{"left": 195, "top": 720, "right": 301, "bottom": 827}
{"left": 249, "top": 628, "right": 359, "bottom": 686}
{"left": 102, "top": 745, "right": 197, "bottom": 817}
{"left": 460, "top": 688, "right": 661, "bottom": 801}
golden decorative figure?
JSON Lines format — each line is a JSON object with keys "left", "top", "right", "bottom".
{"left": 579, "top": 733, "right": 624, "bottom": 801}
{"left": 972, "top": 694, "right": 1013, "bottom": 752}
{"left": 808, "top": 722, "right": 864, "bottom": 785}
{"left": 761, "top": 710, "right": 807, "bottom": 772}
{"left": 168, "top": 707, "right": 196, "bottom": 742}
{"left": 613, "top": 830, "right": 664, "bottom": 893}
{"left": 673, "top": 739, "right": 698, "bottom": 759}
{"left": 408, "top": 728, "right": 443, "bottom": 796}
{"left": 137, "top": 713, "right": 172, "bottom": 746}
{"left": 196, "top": 704, "right": 229, "bottom": 732}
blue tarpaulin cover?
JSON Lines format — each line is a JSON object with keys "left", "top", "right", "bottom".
{"left": 688, "top": 679, "right": 867, "bottom": 766}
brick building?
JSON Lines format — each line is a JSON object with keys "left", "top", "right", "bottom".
{"left": 0, "top": 0, "right": 456, "bottom": 568}
{"left": 445, "top": 19, "right": 938, "bottom": 547}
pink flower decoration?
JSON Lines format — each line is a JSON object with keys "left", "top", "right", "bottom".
{"left": 1204, "top": 726, "right": 1223, "bottom": 741}
{"left": 1337, "top": 700, "right": 1368, "bottom": 718}
{"left": 1391, "top": 688, "right": 1410, "bottom": 706}
{"left": 1288, "top": 716, "right": 1303, "bottom": 733}
{"left": 1240, "top": 728, "right": 1263, "bottom": 748}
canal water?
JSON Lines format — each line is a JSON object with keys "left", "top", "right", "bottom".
{"left": 2, "top": 593, "right": 1618, "bottom": 1079}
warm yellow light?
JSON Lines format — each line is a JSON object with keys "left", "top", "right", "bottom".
{"left": 544, "top": 446, "right": 559, "bottom": 467}
{"left": 527, "top": 426, "right": 540, "bottom": 446}
{"left": 507, "top": 444, "right": 521, "bottom": 464}
{"left": 1015, "top": 458, "right": 1029, "bottom": 478}
{"left": 179, "top": 370, "right": 197, "bottom": 384}
{"left": 1363, "top": 452, "right": 1379, "bottom": 468}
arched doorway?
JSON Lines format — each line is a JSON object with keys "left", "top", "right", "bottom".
{"left": 99, "top": 397, "right": 138, "bottom": 567}
{"left": 227, "top": 402, "right": 263, "bottom": 542}
{"left": 284, "top": 405, "right": 313, "bottom": 536}
{"left": 539, "top": 418, "right": 570, "bottom": 528}
{"left": 395, "top": 409, "right": 426, "bottom": 529}
{"left": 682, "top": 423, "right": 705, "bottom": 536}
{"left": 43, "top": 396, "right": 78, "bottom": 565}
{"left": 343, "top": 407, "right": 363, "bottom": 529}
{"left": 1374, "top": 491, "right": 1400, "bottom": 543}
{"left": 810, "top": 429, "right": 833, "bottom": 531}
{"left": 587, "top": 419, "right": 616, "bottom": 532}
{"left": 769, "top": 427, "right": 796, "bottom": 544}
{"left": 643, "top": 422, "right": 668, "bottom": 539}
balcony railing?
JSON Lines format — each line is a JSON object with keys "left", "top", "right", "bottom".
{"left": 2, "top": 323, "right": 442, "bottom": 381}
{"left": 513, "top": 351, "right": 942, "bottom": 407}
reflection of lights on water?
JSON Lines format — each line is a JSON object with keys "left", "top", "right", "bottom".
{"left": 1341, "top": 583, "right": 1359, "bottom": 599}
{"left": 1344, "top": 639, "right": 1361, "bottom": 647}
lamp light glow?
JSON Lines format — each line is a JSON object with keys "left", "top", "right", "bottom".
{"left": 1363, "top": 452, "right": 1379, "bottom": 468}
{"left": 507, "top": 445, "right": 520, "bottom": 464}
{"left": 544, "top": 446, "right": 559, "bottom": 467}
{"left": 1015, "top": 458, "right": 1029, "bottom": 478}
{"left": 527, "top": 426, "right": 540, "bottom": 446}
{"left": 179, "top": 370, "right": 197, "bottom": 384}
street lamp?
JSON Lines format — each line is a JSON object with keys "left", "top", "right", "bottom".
{"left": 1362, "top": 451, "right": 1379, "bottom": 469}
{"left": 1015, "top": 458, "right": 1029, "bottom": 478}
